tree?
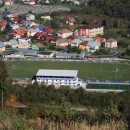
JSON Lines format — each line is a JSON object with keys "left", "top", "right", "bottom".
{"left": 0, "top": 61, "right": 9, "bottom": 86}
{"left": 5, "top": 94, "right": 18, "bottom": 113}
{"left": 126, "top": 49, "right": 130, "bottom": 55}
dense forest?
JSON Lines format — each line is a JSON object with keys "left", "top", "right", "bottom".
{"left": 88, "top": 0, "right": 130, "bottom": 20}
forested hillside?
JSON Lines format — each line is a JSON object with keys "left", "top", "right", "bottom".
{"left": 88, "top": 0, "right": 130, "bottom": 20}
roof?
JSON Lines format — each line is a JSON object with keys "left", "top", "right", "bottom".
{"left": 67, "top": 17, "right": 76, "bottom": 23}
{"left": 28, "top": 28, "right": 40, "bottom": 33}
{"left": 36, "top": 43, "right": 44, "bottom": 48}
{"left": 26, "top": 14, "right": 35, "bottom": 17}
{"left": 23, "top": 21, "right": 36, "bottom": 26}
{"left": 0, "top": 20, "right": 7, "bottom": 27}
{"left": 1, "top": 11, "right": 11, "bottom": 17}
{"left": 58, "top": 29, "right": 72, "bottom": 34}
{"left": 35, "top": 32, "right": 48, "bottom": 38}
{"left": 16, "top": 28, "right": 27, "bottom": 35}
{"left": 55, "top": 46, "right": 68, "bottom": 50}
{"left": 51, "top": 35, "right": 61, "bottom": 41}
{"left": 38, "top": 51, "right": 53, "bottom": 55}
{"left": 67, "top": 35, "right": 78, "bottom": 40}
{"left": 56, "top": 52, "right": 83, "bottom": 57}
{"left": 0, "top": 41, "right": 5, "bottom": 47}
{"left": 94, "top": 37, "right": 106, "bottom": 43}
{"left": 44, "top": 27, "right": 53, "bottom": 33}
{"left": 18, "top": 49, "right": 37, "bottom": 53}
{"left": 57, "top": 38, "right": 69, "bottom": 43}
{"left": 79, "top": 41, "right": 88, "bottom": 46}
{"left": 80, "top": 24, "right": 103, "bottom": 29}
{"left": 106, "top": 38, "right": 117, "bottom": 42}
{"left": 38, "top": 25, "right": 47, "bottom": 31}
{"left": 36, "top": 69, "right": 78, "bottom": 77}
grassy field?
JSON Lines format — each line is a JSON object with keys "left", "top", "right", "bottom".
{"left": 6, "top": 61, "right": 130, "bottom": 81}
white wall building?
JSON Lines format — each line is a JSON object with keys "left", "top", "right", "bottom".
{"left": 105, "top": 38, "right": 117, "bottom": 48}
{"left": 36, "top": 69, "right": 82, "bottom": 86}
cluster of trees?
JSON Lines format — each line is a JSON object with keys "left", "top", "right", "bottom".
{"left": 67, "top": 45, "right": 81, "bottom": 54}
{"left": 1, "top": 83, "right": 130, "bottom": 128}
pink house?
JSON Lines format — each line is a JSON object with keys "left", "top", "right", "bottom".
{"left": 94, "top": 37, "right": 106, "bottom": 47}
{"left": 0, "top": 20, "right": 8, "bottom": 31}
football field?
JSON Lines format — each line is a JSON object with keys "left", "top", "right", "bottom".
{"left": 6, "top": 61, "right": 130, "bottom": 81}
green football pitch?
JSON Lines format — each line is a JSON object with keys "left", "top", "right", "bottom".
{"left": 6, "top": 61, "right": 130, "bottom": 81}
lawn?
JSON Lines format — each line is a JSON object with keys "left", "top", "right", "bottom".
{"left": 6, "top": 61, "right": 130, "bottom": 81}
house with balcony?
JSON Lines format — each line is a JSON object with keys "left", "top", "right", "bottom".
{"left": 36, "top": 69, "right": 82, "bottom": 86}
{"left": 79, "top": 25, "right": 104, "bottom": 38}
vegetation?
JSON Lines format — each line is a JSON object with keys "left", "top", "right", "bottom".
{"left": 0, "top": 60, "right": 130, "bottom": 129}
{"left": 6, "top": 61, "right": 130, "bottom": 80}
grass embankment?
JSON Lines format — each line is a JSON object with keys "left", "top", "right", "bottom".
{"left": 6, "top": 61, "right": 130, "bottom": 80}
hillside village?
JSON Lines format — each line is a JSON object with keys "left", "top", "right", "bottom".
{"left": 0, "top": 7, "right": 119, "bottom": 60}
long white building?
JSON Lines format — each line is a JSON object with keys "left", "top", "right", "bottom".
{"left": 36, "top": 69, "right": 81, "bottom": 86}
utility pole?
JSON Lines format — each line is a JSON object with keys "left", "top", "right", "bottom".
{"left": 0, "top": 82, "right": 4, "bottom": 111}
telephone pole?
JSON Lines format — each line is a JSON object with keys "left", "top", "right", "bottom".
{"left": 0, "top": 82, "right": 4, "bottom": 111}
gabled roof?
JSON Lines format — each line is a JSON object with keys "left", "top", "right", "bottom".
{"left": 51, "top": 35, "right": 61, "bottom": 41}
{"left": 57, "top": 38, "right": 69, "bottom": 43}
{"left": 58, "top": 29, "right": 72, "bottom": 34}
{"left": 67, "top": 35, "right": 78, "bottom": 40}
{"left": 106, "top": 38, "right": 117, "bottom": 42}
{"left": 28, "top": 28, "right": 40, "bottom": 33}
{"left": 36, "top": 43, "right": 44, "bottom": 48}
{"left": 87, "top": 41, "right": 98, "bottom": 48}
{"left": 67, "top": 17, "right": 76, "bottom": 23}
{"left": 80, "top": 24, "right": 103, "bottom": 29}
{"left": 79, "top": 41, "right": 88, "bottom": 46}
{"left": 38, "top": 25, "right": 47, "bottom": 31}
{"left": 23, "top": 21, "right": 36, "bottom": 27}
{"left": 8, "top": 39, "right": 18, "bottom": 45}
{"left": 1, "top": 11, "right": 11, "bottom": 17}
{"left": 0, "top": 20, "right": 7, "bottom": 27}
{"left": 26, "top": 14, "right": 35, "bottom": 17}
{"left": 15, "top": 28, "right": 27, "bottom": 35}
{"left": 94, "top": 37, "right": 106, "bottom": 43}
{"left": 35, "top": 32, "right": 48, "bottom": 38}
{"left": 0, "top": 41, "right": 5, "bottom": 48}
{"left": 44, "top": 27, "right": 53, "bottom": 33}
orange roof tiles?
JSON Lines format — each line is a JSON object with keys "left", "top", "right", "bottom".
{"left": 16, "top": 28, "right": 27, "bottom": 35}
{"left": 58, "top": 29, "right": 72, "bottom": 34}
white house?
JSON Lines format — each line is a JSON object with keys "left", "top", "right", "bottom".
{"left": 37, "top": 51, "right": 54, "bottom": 58}
{"left": 36, "top": 69, "right": 82, "bottom": 86}
{"left": 26, "top": 14, "right": 35, "bottom": 21}
{"left": 0, "top": 41, "right": 5, "bottom": 52}
{"left": 58, "top": 29, "right": 73, "bottom": 38}
{"left": 105, "top": 38, "right": 117, "bottom": 48}
{"left": 23, "top": 21, "right": 36, "bottom": 27}
{"left": 4, "top": 0, "right": 13, "bottom": 5}
{"left": 10, "top": 24, "right": 20, "bottom": 30}
{"left": 41, "top": 16, "right": 52, "bottom": 20}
